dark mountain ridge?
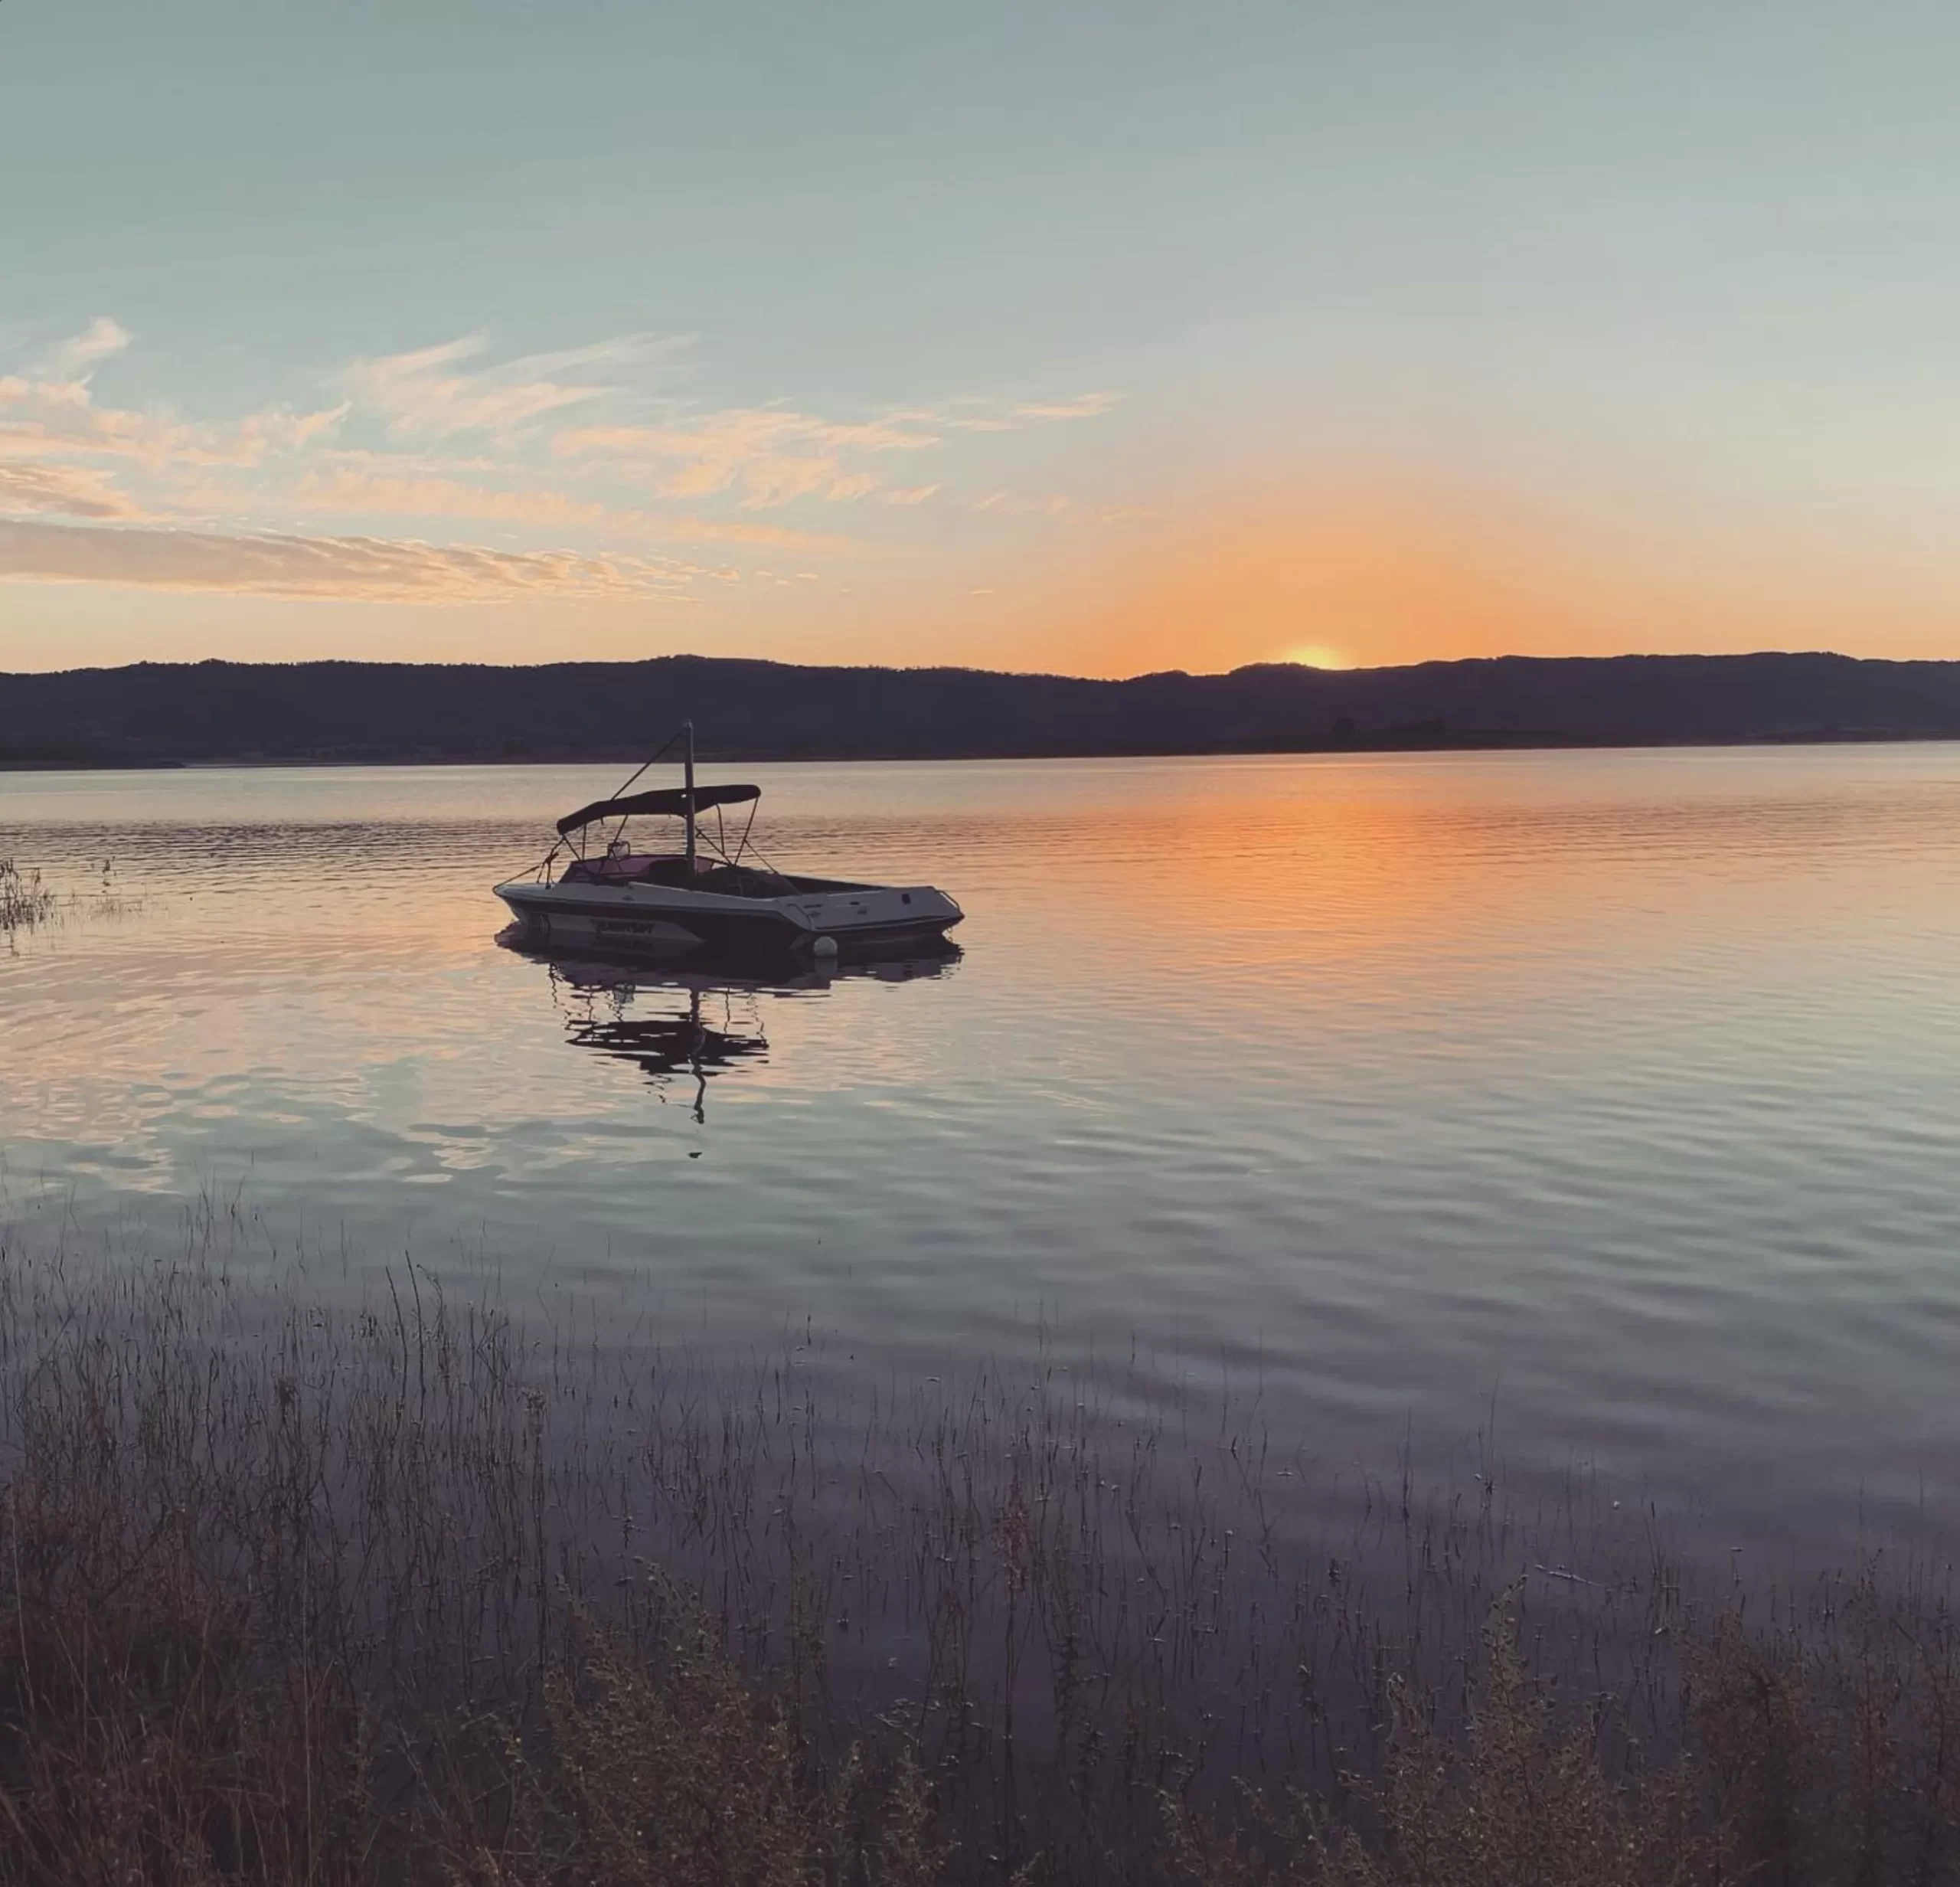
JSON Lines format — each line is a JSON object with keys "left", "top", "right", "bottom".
{"left": 4, "top": 651, "right": 1959, "bottom": 768}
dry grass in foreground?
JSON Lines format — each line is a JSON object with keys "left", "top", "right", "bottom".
{"left": 0, "top": 1255, "right": 1952, "bottom": 1884}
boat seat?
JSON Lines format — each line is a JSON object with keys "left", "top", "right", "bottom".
{"left": 636, "top": 855, "right": 714, "bottom": 886}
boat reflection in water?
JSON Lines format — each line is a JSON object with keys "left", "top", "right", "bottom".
{"left": 500, "top": 929, "right": 959, "bottom": 1121}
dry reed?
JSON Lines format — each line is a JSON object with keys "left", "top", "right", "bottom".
{"left": 0, "top": 858, "right": 135, "bottom": 943}
{"left": 0, "top": 864, "right": 55, "bottom": 937}
{"left": 0, "top": 1247, "right": 1951, "bottom": 1883}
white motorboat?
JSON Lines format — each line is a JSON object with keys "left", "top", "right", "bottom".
{"left": 494, "top": 724, "right": 964, "bottom": 960}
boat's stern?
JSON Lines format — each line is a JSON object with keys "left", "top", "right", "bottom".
{"left": 773, "top": 882, "right": 963, "bottom": 950}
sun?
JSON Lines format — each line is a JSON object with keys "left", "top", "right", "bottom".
{"left": 1280, "top": 643, "right": 1351, "bottom": 670}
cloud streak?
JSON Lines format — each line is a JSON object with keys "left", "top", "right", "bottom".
{"left": 289, "top": 466, "right": 861, "bottom": 552}
{"left": 897, "top": 391, "right": 1122, "bottom": 434}
{"left": 556, "top": 407, "right": 942, "bottom": 508}
{"left": 552, "top": 387, "right": 1118, "bottom": 509}
{"left": 1010, "top": 392, "right": 1119, "bottom": 423}
{"left": 0, "top": 517, "right": 698, "bottom": 603}
{"left": 0, "top": 460, "right": 146, "bottom": 522}
{"left": 972, "top": 489, "right": 1073, "bottom": 518}
{"left": 345, "top": 334, "right": 667, "bottom": 441}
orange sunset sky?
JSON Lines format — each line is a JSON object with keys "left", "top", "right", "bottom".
{"left": 5, "top": 5, "right": 1959, "bottom": 679}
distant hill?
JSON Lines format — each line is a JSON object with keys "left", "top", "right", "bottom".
{"left": 5, "top": 651, "right": 1960, "bottom": 768}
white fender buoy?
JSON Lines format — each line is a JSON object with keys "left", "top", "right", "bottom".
{"left": 812, "top": 934, "right": 838, "bottom": 958}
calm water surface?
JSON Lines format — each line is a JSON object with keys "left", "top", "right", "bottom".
{"left": 5, "top": 748, "right": 1960, "bottom": 1565}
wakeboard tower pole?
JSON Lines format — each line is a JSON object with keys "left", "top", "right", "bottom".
{"left": 683, "top": 719, "right": 697, "bottom": 875}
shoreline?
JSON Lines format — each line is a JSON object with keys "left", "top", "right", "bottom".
{"left": 13, "top": 649, "right": 1960, "bottom": 777}
{"left": 7, "top": 726, "right": 1960, "bottom": 773}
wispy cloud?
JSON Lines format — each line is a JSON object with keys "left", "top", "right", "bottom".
{"left": 0, "top": 459, "right": 146, "bottom": 521}
{"left": 241, "top": 404, "right": 349, "bottom": 454}
{"left": 1010, "top": 392, "right": 1119, "bottom": 423}
{"left": 43, "top": 317, "right": 132, "bottom": 382}
{"left": 897, "top": 391, "right": 1122, "bottom": 434}
{"left": 972, "top": 489, "right": 1073, "bottom": 518}
{"left": 546, "top": 378, "right": 1118, "bottom": 510}
{"left": 0, "top": 322, "right": 1116, "bottom": 609}
{"left": 0, "top": 517, "right": 699, "bottom": 603}
{"left": 0, "top": 371, "right": 192, "bottom": 468}
{"left": 289, "top": 466, "right": 860, "bottom": 554}
{"left": 345, "top": 333, "right": 666, "bottom": 441}
{"left": 1, "top": 367, "right": 345, "bottom": 475}
{"left": 295, "top": 466, "right": 622, "bottom": 529}
{"left": 556, "top": 407, "right": 941, "bottom": 508}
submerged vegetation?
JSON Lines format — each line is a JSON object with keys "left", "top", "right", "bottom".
{"left": 0, "top": 1251, "right": 1951, "bottom": 1884}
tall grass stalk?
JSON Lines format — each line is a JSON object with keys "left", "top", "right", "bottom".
{"left": 0, "top": 863, "right": 55, "bottom": 937}
{"left": 0, "top": 856, "right": 135, "bottom": 943}
{"left": 0, "top": 1251, "right": 1951, "bottom": 1882}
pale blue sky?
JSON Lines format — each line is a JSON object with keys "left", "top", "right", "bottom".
{"left": 3, "top": 2, "right": 1957, "bottom": 674}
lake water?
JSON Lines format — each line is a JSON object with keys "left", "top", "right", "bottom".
{"left": 5, "top": 747, "right": 1960, "bottom": 1569}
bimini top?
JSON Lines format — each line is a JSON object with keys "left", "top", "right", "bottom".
{"left": 556, "top": 783, "right": 760, "bottom": 837}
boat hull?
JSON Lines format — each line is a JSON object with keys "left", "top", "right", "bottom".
{"left": 495, "top": 876, "right": 962, "bottom": 959}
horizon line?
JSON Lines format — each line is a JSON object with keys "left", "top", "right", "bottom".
{"left": 0, "top": 645, "right": 1919, "bottom": 687}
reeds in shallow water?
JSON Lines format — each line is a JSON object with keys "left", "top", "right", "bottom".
{"left": 0, "top": 863, "right": 55, "bottom": 937}
{"left": 0, "top": 1251, "right": 1952, "bottom": 1882}
{"left": 0, "top": 857, "right": 138, "bottom": 944}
